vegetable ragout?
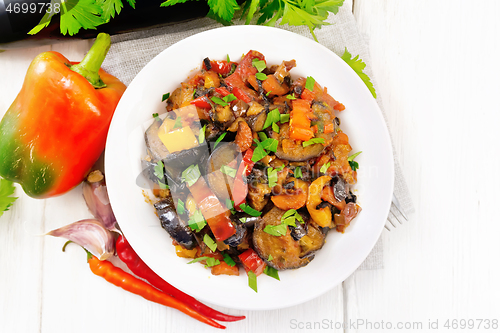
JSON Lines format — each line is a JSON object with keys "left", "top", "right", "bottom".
{"left": 143, "top": 50, "right": 362, "bottom": 292}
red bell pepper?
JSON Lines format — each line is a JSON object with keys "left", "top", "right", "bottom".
{"left": 190, "top": 96, "right": 212, "bottom": 109}
{"left": 187, "top": 177, "right": 236, "bottom": 241}
{"left": 233, "top": 148, "right": 255, "bottom": 210}
{"left": 203, "top": 60, "right": 235, "bottom": 75}
{"left": 238, "top": 248, "right": 266, "bottom": 276}
{"left": 0, "top": 33, "right": 126, "bottom": 198}
{"left": 215, "top": 87, "right": 231, "bottom": 97}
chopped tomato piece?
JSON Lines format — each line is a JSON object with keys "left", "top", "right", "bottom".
{"left": 238, "top": 248, "right": 266, "bottom": 276}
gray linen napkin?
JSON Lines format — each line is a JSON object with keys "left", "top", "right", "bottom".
{"left": 102, "top": 0, "right": 414, "bottom": 270}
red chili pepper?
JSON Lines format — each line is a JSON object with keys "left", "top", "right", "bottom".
{"left": 86, "top": 253, "right": 225, "bottom": 329}
{"left": 190, "top": 96, "right": 212, "bottom": 109}
{"left": 238, "top": 248, "right": 266, "bottom": 276}
{"left": 233, "top": 147, "right": 255, "bottom": 210}
{"left": 188, "top": 177, "right": 236, "bottom": 241}
{"left": 116, "top": 235, "right": 245, "bottom": 322}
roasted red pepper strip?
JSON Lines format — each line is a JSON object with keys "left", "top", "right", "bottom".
{"left": 87, "top": 253, "right": 225, "bottom": 329}
{"left": 116, "top": 235, "right": 245, "bottom": 322}
{"left": 203, "top": 60, "right": 235, "bottom": 75}
{"left": 233, "top": 147, "right": 255, "bottom": 210}
{"left": 238, "top": 248, "right": 266, "bottom": 276}
{"left": 188, "top": 177, "right": 236, "bottom": 241}
{"left": 215, "top": 87, "right": 231, "bottom": 97}
{"left": 190, "top": 96, "right": 212, "bottom": 109}
{"left": 0, "top": 33, "right": 126, "bottom": 198}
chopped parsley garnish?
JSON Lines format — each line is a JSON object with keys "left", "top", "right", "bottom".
{"left": 188, "top": 209, "right": 206, "bottom": 232}
{"left": 347, "top": 151, "right": 362, "bottom": 171}
{"left": 261, "top": 138, "right": 278, "bottom": 153}
{"left": 272, "top": 122, "right": 280, "bottom": 133}
{"left": 158, "top": 180, "right": 168, "bottom": 190}
{"left": 226, "top": 199, "right": 236, "bottom": 214}
{"left": 267, "top": 167, "right": 278, "bottom": 188}
{"left": 173, "top": 116, "right": 182, "bottom": 129}
{"left": 223, "top": 93, "right": 237, "bottom": 103}
{"left": 263, "top": 108, "right": 281, "bottom": 129}
{"left": 263, "top": 223, "right": 287, "bottom": 236}
{"left": 239, "top": 217, "right": 248, "bottom": 223}
{"left": 211, "top": 96, "right": 228, "bottom": 106}
{"left": 239, "top": 203, "right": 262, "bottom": 217}
{"left": 255, "top": 72, "right": 267, "bottom": 81}
{"left": 266, "top": 90, "right": 272, "bottom": 97}
{"left": 222, "top": 252, "right": 236, "bottom": 267}
{"left": 205, "top": 257, "right": 220, "bottom": 268}
{"left": 258, "top": 131, "right": 268, "bottom": 142}
{"left": 281, "top": 209, "right": 304, "bottom": 227}
{"left": 286, "top": 94, "right": 297, "bottom": 100}
{"left": 214, "top": 132, "right": 227, "bottom": 149}
{"left": 181, "top": 164, "right": 201, "bottom": 187}
{"left": 153, "top": 160, "right": 164, "bottom": 180}
{"left": 162, "top": 92, "right": 170, "bottom": 102}
{"left": 252, "top": 58, "right": 267, "bottom": 72}
{"left": 302, "top": 137, "right": 325, "bottom": 147}
{"left": 220, "top": 165, "right": 237, "bottom": 178}
{"left": 198, "top": 124, "right": 206, "bottom": 144}
{"left": 152, "top": 113, "right": 159, "bottom": 120}
{"left": 294, "top": 167, "right": 303, "bottom": 178}
{"left": 247, "top": 270, "right": 258, "bottom": 293}
{"left": 305, "top": 76, "right": 316, "bottom": 91}
{"left": 187, "top": 256, "right": 211, "bottom": 264}
{"left": 0, "top": 178, "right": 17, "bottom": 217}
{"left": 320, "top": 162, "right": 331, "bottom": 174}
{"left": 280, "top": 113, "right": 290, "bottom": 123}
{"left": 177, "top": 199, "right": 185, "bottom": 215}
{"left": 251, "top": 139, "right": 268, "bottom": 162}
{"left": 203, "top": 234, "right": 217, "bottom": 252}
{"left": 226, "top": 54, "right": 230, "bottom": 62}
{"left": 268, "top": 254, "right": 273, "bottom": 261}
{"left": 264, "top": 266, "right": 280, "bottom": 281}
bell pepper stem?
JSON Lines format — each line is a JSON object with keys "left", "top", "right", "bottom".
{"left": 70, "top": 33, "right": 111, "bottom": 89}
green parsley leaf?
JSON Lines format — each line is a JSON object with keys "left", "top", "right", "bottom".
{"left": 222, "top": 252, "right": 236, "bottom": 267}
{"left": 198, "top": 124, "right": 206, "bottom": 144}
{"left": 258, "top": 132, "right": 268, "bottom": 142}
{"left": 0, "top": 178, "right": 17, "bottom": 218}
{"left": 268, "top": 254, "right": 274, "bottom": 261}
{"left": 181, "top": 164, "right": 201, "bottom": 187}
{"left": 272, "top": 122, "right": 280, "bottom": 134}
{"left": 154, "top": 161, "right": 164, "bottom": 180}
{"left": 225, "top": 199, "right": 236, "bottom": 214}
{"left": 252, "top": 58, "right": 267, "bottom": 72}
{"left": 267, "top": 167, "right": 278, "bottom": 188}
{"left": 214, "top": 132, "right": 227, "bottom": 148}
{"left": 203, "top": 234, "right": 217, "bottom": 252}
{"left": 187, "top": 256, "right": 211, "bottom": 264}
{"left": 255, "top": 72, "right": 268, "bottom": 81}
{"left": 342, "top": 48, "right": 376, "bottom": 98}
{"left": 97, "top": 0, "right": 123, "bottom": 22}
{"left": 320, "top": 162, "right": 331, "bottom": 174}
{"left": 266, "top": 90, "right": 272, "bottom": 97}
{"left": 162, "top": 92, "right": 170, "bottom": 102}
{"left": 177, "top": 199, "right": 185, "bottom": 215}
{"left": 263, "top": 223, "right": 288, "bottom": 236}
{"left": 227, "top": 54, "right": 231, "bottom": 62}
{"left": 152, "top": 113, "right": 160, "bottom": 120}
{"left": 286, "top": 94, "right": 297, "bottom": 100}
{"left": 223, "top": 94, "right": 237, "bottom": 103}
{"left": 264, "top": 265, "right": 280, "bottom": 280}
{"left": 261, "top": 138, "right": 278, "bottom": 153}
{"left": 173, "top": 116, "right": 182, "bottom": 129}
{"left": 188, "top": 209, "right": 207, "bottom": 232}
{"left": 211, "top": 96, "right": 228, "bottom": 106}
{"left": 305, "top": 76, "right": 316, "bottom": 91}
{"left": 347, "top": 151, "right": 362, "bottom": 162}
{"left": 240, "top": 203, "right": 262, "bottom": 217}
{"left": 280, "top": 113, "right": 290, "bottom": 123}
{"left": 248, "top": 270, "right": 258, "bottom": 293}
{"left": 205, "top": 257, "right": 221, "bottom": 268}
{"left": 302, "top": 137, "right": 325, "bottom": 147}
{"left": 158, "top": 180, "right": 168, "bottom": 190}
{"left": 251, "top": 139, "right": 268, "bottom": 162}
{"left": 220, "top": 165, "right": 237, "bottom": 178}
{"left": 348, "top": 151, "right": 362, "bottom": 171}
{"left": 263, "top": 108, "right": 281, "bottom": 129}
{"left": 294, "top": 167, "right": 303, "bottom": 178}
{"left": 239, "top": 217, "right": 248, "bottom": 223}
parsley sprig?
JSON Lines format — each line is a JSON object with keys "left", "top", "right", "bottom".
{"left": 341, "top": 48, "right": 377, "bottom": 98}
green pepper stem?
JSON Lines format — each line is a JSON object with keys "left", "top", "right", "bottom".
{"left": 70, "top": 33, "right": 111, "bottom": 89}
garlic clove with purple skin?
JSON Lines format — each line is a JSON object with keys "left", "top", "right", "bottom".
{"left": 83, "top": 170, "right": 117, "bottom": 231}
{"left": 47, "top": 219, "right": 115, "bottom": 260}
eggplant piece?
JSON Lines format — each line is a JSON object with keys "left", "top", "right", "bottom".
{"left": 205, "top": 142, "right": 239, "bottom": 200}
{"left": 253, "top": 207, "right": 311, "bottom": 270}
{"left": 275, "top": 123, "right": 327, "bottom": 161}
{"left": 290, "top": 221, "right": 307, "bottom": 241}
{"left": 298, "top": 222, "right": 326, "bottom": 258}
{"left": 333, "top": 176, "right": 348, "bottom": 202}
{"left": 246, "top": 110, "right": 267, "bottom": 132}
{"left": 230, "top": 213, "right": 261, "bottom": 228}
{"left": 145, "top": 119, "right": 170, "bottom": 162}
{"left": 345, "top": 190, "right": 357, "bottom": 204}
{"left": 162, "top": 144, "right": 209, "bottom": 180}
{"left": 223, "top": 223, "right": 248, "bottom": 247}
{"left": 154, "top": 198, "right": 196, "bottom": 250}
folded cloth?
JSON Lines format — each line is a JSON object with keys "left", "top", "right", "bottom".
{"left": 102, "top": 0, "right": 414, "bottom": 270}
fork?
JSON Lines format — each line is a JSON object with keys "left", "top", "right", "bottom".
{"left": 384, "top": 195, "right": 408, "bottom": 231}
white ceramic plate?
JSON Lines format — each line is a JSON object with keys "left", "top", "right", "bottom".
{"left": 105, "top": 25, "right": 394, "bottom": 311}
